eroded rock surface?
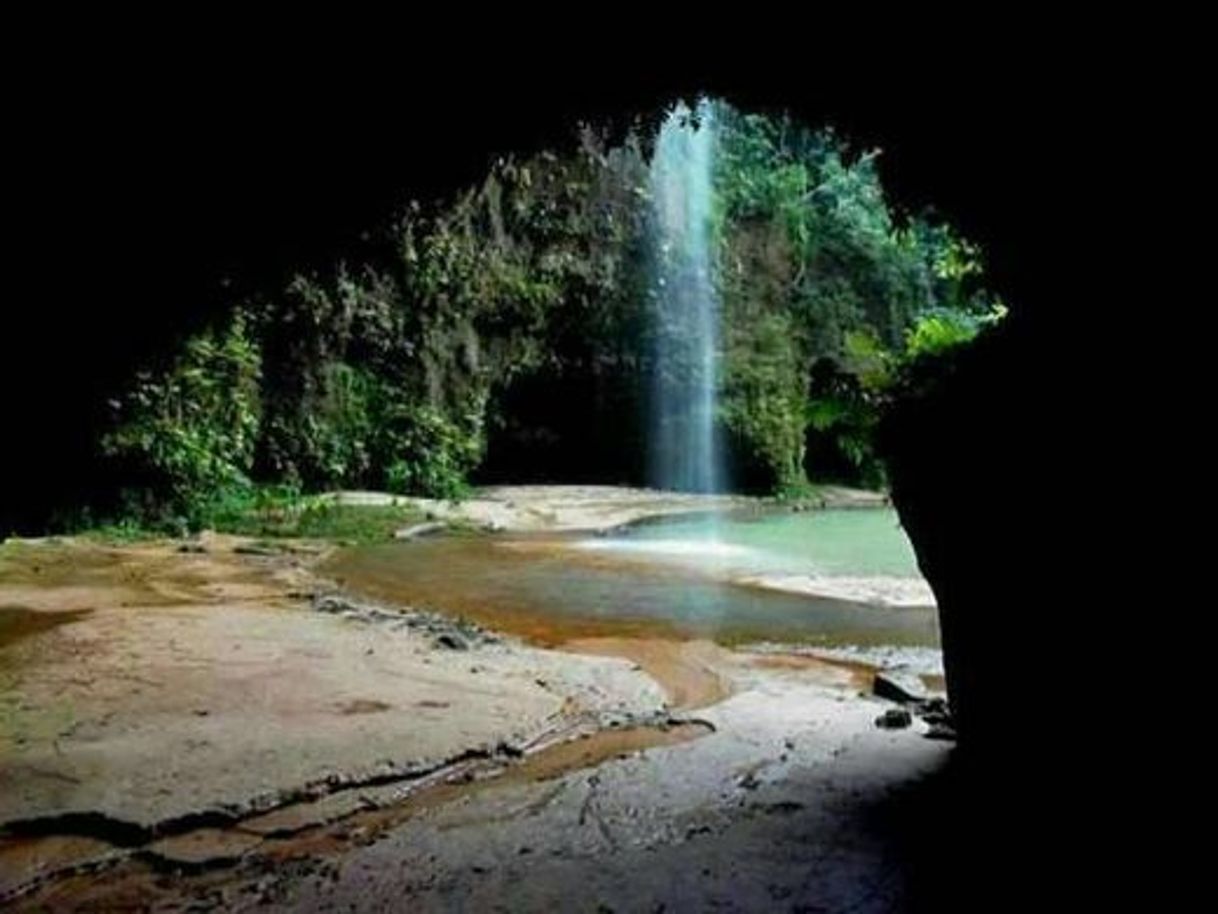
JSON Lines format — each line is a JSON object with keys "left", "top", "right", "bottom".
{"left": 1, "top": 517, "right": 951, "bottom": 911}
{"left": 0, "top": 539, "right": 664, "bottom": 835}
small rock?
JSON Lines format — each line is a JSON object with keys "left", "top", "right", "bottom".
{"left": 314, "top": 595, "right": 344, "bottom": 614}
{"left": 875, "top": 708, "right": 913, "bottom": 729}
{"left": 922, "top": 708, "right": 953, "bottom": 726}
{"left": 924, "top": 723, "right": 958, "bottom": 741}
{"left": 915, "top": 696, "right": 954, "bottom": 731}
{"left": 761, "top": 800, "right": 804, "bottom": 815}
{"left": 873, "top": 670, "right": 929, "bottom": 704}
{"left": 493, "top": 740, "right": 522, "bottom": 763}
{"left": 918, "top": 696, "right": 950, "bottom": 716}
{"left": 433, "top": 633, "right": 468, "bottom": 651}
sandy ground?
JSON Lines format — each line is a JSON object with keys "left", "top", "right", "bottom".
{"left": 1, "top": 488, "right": 948, "bottom": 910}
{"left": 328, "top": 483, "right": 888, "bottom": 533}
{"left": 736, "top": 573, "right": 937, "bottom": 607}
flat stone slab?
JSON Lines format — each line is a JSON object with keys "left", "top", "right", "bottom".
{"left": 253, "top": 669, "right": 953, "bottom": 913}
{"left": 0, "top": 541, "right": 664, "bottom": 831}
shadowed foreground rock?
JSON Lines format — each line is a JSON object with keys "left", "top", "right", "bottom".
{"left": 880, "top": 312, "right": 1162, "bottom": 908}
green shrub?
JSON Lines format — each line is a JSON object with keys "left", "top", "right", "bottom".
{"left": 378, "top": 398, "right": 483, "bottom": 500}
{"left": 714, "top": 105, "right": 1003, "bottom": 488}
{"left": 101, "top": 314, "right": 261, "bottom": 529}
{"left": 904, "top": 303, "right": 1007, "bottom": 360}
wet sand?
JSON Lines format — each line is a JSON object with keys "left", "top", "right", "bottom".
{"left": 562, "top": 637, "right": 733, "bottom": 710}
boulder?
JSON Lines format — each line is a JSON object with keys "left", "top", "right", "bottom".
{"left": 874, "top": 708, "right": 913, "bottom": 729}
{"left": 873, "top": 670, "right": 930, "bottom": 704}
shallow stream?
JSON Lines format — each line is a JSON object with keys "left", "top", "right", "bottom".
{"left": 324, "top": 508, "right": 938, "bottom": 648}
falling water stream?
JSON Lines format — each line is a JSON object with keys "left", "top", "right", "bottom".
{"left": 328, "top": 101, "right": 938, "bottom": 650}
{"left": 648, "top": 100, "right": 723, "bottom": 495}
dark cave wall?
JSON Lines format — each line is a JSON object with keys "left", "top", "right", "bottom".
{"left": 881, "top": 301, "right": 1089, "bottom": 761}
{"left": 881, "top": 319, "right": 1041, "bottom": 749}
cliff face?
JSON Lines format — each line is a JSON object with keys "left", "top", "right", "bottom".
{"left": 5, "top": 69, "right": 1055, "bottom": 534}
{"left": 881, "top": 319, "right": 1033, "bottom": 750}
{"left": 881, "top": 296, "right": 1087, "bottom": 762}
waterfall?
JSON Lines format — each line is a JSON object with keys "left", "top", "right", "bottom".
{"left": 648, "top": 99, "right": 723, "bottom": 494}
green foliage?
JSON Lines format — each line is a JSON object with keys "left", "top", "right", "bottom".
{"left": 286, "top": 503, "right": 428, "bottom": 542}
{"left": 714, "top": 104, "right": 1001, "bottom": 488}
{"left": 205, "top": 484, "right": 425, "bottom": 542}
{"left": 254, "top": 272, "right": 400, "bottom": 489}
{"left": 720, "top": 310, "right": 808, "bottom": 491}
{"left": 101, "top": 314, "right": 261, "bottom": 529}
{"left": 94, "top": 100, "right": 1001, "bottom": 523}
{"left": 379, "top": 397, "right": 483, "bottom": 500}
{"left": 244, "top": 132, "right": 649, "bottom": 502}
{"left": 804, "top": 375, "right": 885, "bottom": 488}
{"left": 904, "top": 303, "right": 1007, "bottom": 360}
{"left": 904, "top": 311, "right": 980, "bottom": 359}
{"left": 202, "top": 482, "right": 304, "bottom": 535}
